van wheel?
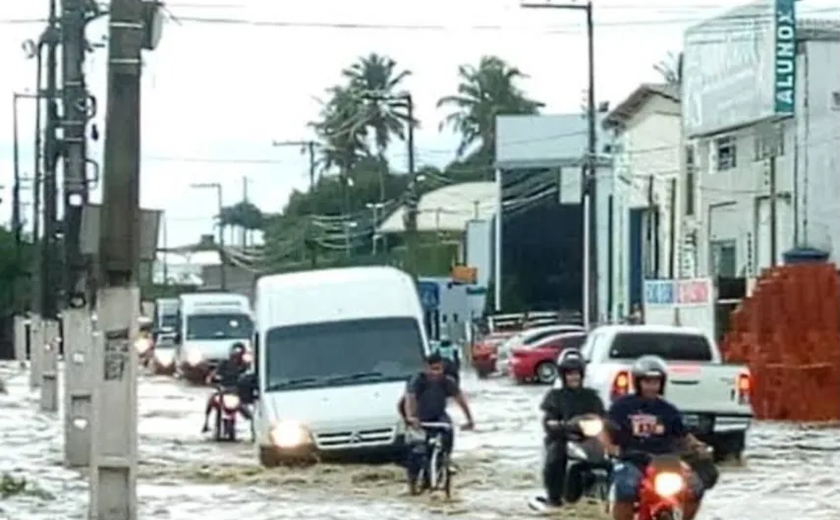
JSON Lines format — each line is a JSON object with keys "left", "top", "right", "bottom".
{"left": 535, "top": 362, "right": 558, "bottom": 384}
{"left": 259, "top": 446, "right": 280, "bottom": 468}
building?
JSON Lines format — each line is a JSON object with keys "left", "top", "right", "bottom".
{"left": 494, "top": 113, "right": 613, "bottom": 319}
{"left": 681, "top": 1, "right": 840, "bottom": 276}
{"left": 603, "top": 83, "right": 682, "bottom": 318}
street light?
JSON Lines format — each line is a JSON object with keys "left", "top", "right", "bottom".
{"left": 521, "top": 0, "right": 598, "bottom": 328}
{"left": 191, "top": 182, "right": 226, "bottom": 290}
{"left": 359, "top": 91, "right": 418, "bottom": 275}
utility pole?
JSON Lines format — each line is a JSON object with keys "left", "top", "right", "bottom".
{"left": 241, "top": 176, "right": 249, "bottom": 246}
{"left": 366, "top": 202, "right": 387, "bottom": 254}
{"left": 61, "top": 0, "right": 96, "bottom": 468}
{"left": 761, "top": 123, "right": 781, "bottom": 266}
{"left": 272, "top": 139, "right": 318, "bottom": 199}
{"left": 90, "top": 0, "right": 146, "bottom": 516}
{"left": 522, "top": 0, "right": 597, "bottom": 327}
{"left": 192, "top": 183, "right": 225, "bottom": 289}
{"left": 404, "top": 94, "right": 418, "bottom": 277}
{"left": 39, "top": 0, "right": 62, "bottom": 413}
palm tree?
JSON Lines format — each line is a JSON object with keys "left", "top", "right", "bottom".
{"left": 343, "top": 53, "right": 416, "bottom": 200}
{"left": 437, "top": 56, "right": 543, "bottom": 163}
{"left": 654, "top": 51, "right": 683, "bottom": 85}
{"left": 309, "top": 85, "right": 369, "bottom": 214}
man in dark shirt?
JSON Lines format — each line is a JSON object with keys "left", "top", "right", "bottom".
{"left": 606, "top": 356, "right": 708, "bottom": 520}
{"left": 539, "top": 350, "right": 605, "bottom": 508}
{"left": 400, "top": 353, "right": 474, "bottom": 482}
{"left": 201, "top": 342, "right": 251, "bottom": 433}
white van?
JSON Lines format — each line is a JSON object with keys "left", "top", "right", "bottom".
{"left": 253, "top": 266, "right": 428, "bottom": 466}
{"left": 177, "top": 292, "right": 253, "bottom": 378}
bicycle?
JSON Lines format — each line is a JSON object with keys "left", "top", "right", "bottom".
{"left": 408, "top": 421, "right": 454, "bottom": 498}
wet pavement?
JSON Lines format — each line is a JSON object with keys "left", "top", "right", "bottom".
{"left": 1, "top": 361, "right": 839, "bottom": 519}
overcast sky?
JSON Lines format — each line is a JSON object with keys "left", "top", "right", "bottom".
{"left": 0, "top": 0, "right": 837, "bottom": 248}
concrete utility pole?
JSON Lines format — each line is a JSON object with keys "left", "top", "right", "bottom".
{"left": 272, "top": 139, "right": 318, "bottom": 205}
{"left": 39, "top": 0, "right": 62, "bottom": 412}
{"left": 90, "top": 0, "right": 147, "bottom": 516}
{"left": 61, "top": 0, "right": 96, "bottom": 467}
{"left": 191, "top": 182, "right": 226, "bottom": 289}
{"left": 522, "top": 0, "right": 598, "bottom": 327}
{"left": 28, "top": 315, "right": 43, "bottom": 388}
{"left": 403, "top": 95, "right": 418, "bottom": 276}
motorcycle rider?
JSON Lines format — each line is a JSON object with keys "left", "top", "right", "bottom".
{"left": 606, "top": 355, "right": 709, "bottom": 520}
{"left": 539, "top": 349, "right": 605, "bottom": 507}
{"left": 201, "top": 342, "right": 252, "bottom": 433}
{"left": 399, "top": 352, "right": 475, "bottom": 486}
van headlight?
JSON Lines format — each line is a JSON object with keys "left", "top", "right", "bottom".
{"left": 270, "top": 420, "right": 312, "bottom": 448}
{"left": 185, "top": 348, "right": 203, "bottom": 366}
{"left": 653, "top": 472, "right": 684, "bottom": 497}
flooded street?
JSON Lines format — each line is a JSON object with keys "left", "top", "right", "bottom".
{"left": 1, "top": 361, "right": 838, "bottom": 519}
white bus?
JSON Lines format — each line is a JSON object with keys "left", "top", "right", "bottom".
{"left": 253, "top": 266, "right": 428, "bottom": 466}
{"left": 176, "top": 292, "right": 253, "bottom": 380}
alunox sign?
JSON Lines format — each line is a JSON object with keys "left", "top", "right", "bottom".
{"left": 774, "top": 0, "right": 796, "bottom": 114}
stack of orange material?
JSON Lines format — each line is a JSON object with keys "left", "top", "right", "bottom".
{"left": 722, "top": 264, "right": 840, "bottom": 422}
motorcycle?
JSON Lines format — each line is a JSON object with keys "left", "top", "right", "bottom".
{"left": 560, "top": 414, "right": 611, "bottom": 502}
{"left": 212, "top": 386, "right": 241, "bottom": 442}
{"left": 610, "top": 447, "right": 714, "bottom": 520}
{"left": 530, "top": 414, "right": 610, "bottom": 511}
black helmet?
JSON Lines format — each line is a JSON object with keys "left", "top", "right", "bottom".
{"left": 230, "top": 342, "right": 246, "bottom": 360}
{"left": 557, "top": 349, "right": 586, "bottom": 382}
{"left": 630, "top": 355, "right": 668, "bottom": 395}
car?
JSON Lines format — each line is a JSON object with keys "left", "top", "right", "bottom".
{"left": 509, "top": 331, "right": 587, "bottom": 384}
{"left": 470, "top": 332, "right": 512, "bottom": 378}
{"left": 565, "top": 324, "right": 753, "bottom": 461}
{"left": 497, "top": 324, "right": 586, "bottom": 375}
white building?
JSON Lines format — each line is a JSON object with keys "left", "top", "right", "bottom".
{"left": 681, "top": 2, "right": 840, "bottom": 276}
{"left": 603, "top": 83, "right": 682, "bottom": 317}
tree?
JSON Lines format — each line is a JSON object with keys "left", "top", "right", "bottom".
{"left": 335, "top": 54, "right": 416, "bottom": 202}
{"left": 309, "top": 85, "right": 370, "bottom": 212}
{"left": 437, "top": 56, "right": 543, "bottom": 164}
{"left": 654, "top": 51, "right": 683, "bottom": 85}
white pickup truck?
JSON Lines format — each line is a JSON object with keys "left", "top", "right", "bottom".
{"left": 559, "top": 324, "right": 753, "bottom": 460}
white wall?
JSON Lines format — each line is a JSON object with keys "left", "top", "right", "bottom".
{"left": 690, "top": 39, "right": 840, "bottom": 276}
{"left": 610, "top": 94, "right": 683, "bottom": 319}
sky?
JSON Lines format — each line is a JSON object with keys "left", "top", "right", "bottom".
{"left": 0, "top": 0, "right": 837, "bottom": 248}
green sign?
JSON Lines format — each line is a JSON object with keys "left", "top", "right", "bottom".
{"left": 774, "top": 0, "right": 796, "bottom": 114}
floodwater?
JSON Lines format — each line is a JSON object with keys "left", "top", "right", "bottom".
{"left": 0, "top": 361, "right": 839, "bottom": 519}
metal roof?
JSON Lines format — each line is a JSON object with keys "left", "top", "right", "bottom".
{"left": 378, "top": 181, "right": 496, "bottom": 234}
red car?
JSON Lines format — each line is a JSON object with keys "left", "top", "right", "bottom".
{"left": 509, "top": 332, "right": 587, "bottom": 384}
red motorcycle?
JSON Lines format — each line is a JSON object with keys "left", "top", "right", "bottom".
{"left": 613, "top": 449, "right": 710, "bottom": 520}
{"left": 212, "top": 387, "right": 240, "bottom": 442}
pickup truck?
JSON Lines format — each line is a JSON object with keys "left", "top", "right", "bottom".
{"left": 557, "top": 324, "right": 753, "bottom": 461}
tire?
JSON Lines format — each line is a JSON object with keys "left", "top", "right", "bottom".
{"left": 410, "top": 466, "right": 425, "bottom": 495}
{"left": 223, "top": 418, "right": 236, "bottom": 441}
{"left": 259, "top": 446, "right": 280, "bottom": 467}
{"left": 535, "top": 362, "right": 558, "bottom": 384}
{"left": 428, "top": 447, "right": 440, "bottom": 489}
{"left": 441, "top": 452, "right": 452, "bottom": 499}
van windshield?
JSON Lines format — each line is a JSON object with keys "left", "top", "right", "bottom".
{"left": 608, "top": 332, "right": 713, "bottom": 362}
{"left": 186, "top": 313, "right": 253, "bottom": 340}
{"left": 264, "top": 317, "right": 424, "bottom": 391}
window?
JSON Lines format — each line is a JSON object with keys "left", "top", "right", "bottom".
{"left": 264, "top": 317, "right": 425, "bottom": 391}
{"left": 559, "top": 333, "right": 586, "bottom": 350}
{"left": 711, "top": 240, "right": 737, "bottom": 277}
{"left": 715, "top": 136, "right": 737, "bottom": 171}
{"left": 608, "top": 332, "right": 713, "bottom": 361}
{"left": 185, "top": 313, "right": 253, "bottom": 341}
{"left": 684, "top": 146, "right": 695, "bottom": 216}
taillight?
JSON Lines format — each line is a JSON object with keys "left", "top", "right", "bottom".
{"left": 735, "top": 372, "right": 751, "bottom": 404}
{"left": 611, "top": 370, "right": 631, "bottom": 399}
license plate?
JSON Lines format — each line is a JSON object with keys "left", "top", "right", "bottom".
{"left": 682, "top": 414, "right": 699, "bottom": 426}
